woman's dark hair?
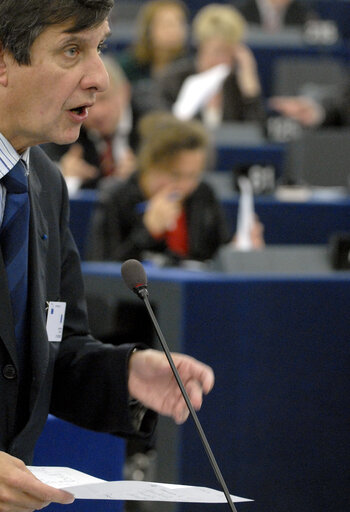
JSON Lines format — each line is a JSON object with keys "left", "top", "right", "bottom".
{"left": 0, "top": 0, "right": 114, "bottom": 65}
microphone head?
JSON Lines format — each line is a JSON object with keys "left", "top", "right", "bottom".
{"left": 121, "top": 259, "right": 148, "bottom": 298}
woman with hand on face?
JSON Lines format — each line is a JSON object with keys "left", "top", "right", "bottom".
{"left": 89, "top": 112, "right": 264, "bottom": 265}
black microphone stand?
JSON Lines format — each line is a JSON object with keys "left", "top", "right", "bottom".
{"left": 137, "top": 286, "right": 238, "bottom": 512}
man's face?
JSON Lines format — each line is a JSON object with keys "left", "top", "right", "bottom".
{"left": 0, "top": 19, "right": 110, "bottom": 152}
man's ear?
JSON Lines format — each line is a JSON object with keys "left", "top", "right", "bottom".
{"left": 0, "top": 43, "right": 9, "bottom": 86}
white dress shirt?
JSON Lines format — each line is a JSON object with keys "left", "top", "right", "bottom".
{"left": 0, "top": 133, "right": 30, "bottom": 225}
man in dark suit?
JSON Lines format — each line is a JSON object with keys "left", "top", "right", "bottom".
{"left": 0, "top": 1, "right": 214, "bottom": 510}
{"left": 238, "top": 0, "right": 316, "bottom": 31}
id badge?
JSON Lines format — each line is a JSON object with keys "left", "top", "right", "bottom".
{"left": 46, "top": 301, "right": 66, "bottom": 342}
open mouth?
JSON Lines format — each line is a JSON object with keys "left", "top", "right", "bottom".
{"left": 70, "top": 106, "right": 86, "bottom": 115}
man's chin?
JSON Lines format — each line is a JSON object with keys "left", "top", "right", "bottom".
{"left": 52, "top": 127, "right": 82, "bottom": 146}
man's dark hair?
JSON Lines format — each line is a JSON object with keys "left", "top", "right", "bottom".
{"left": 0, "top": 0, "right": 114, "bottom": 65}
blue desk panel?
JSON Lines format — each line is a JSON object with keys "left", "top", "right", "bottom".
{"left": 69, "top": 192, "right": 350, "bottom": 259}
{"left": 222, "top": 196, "right": 350, "bottom": 244}
{"left": 82, "top": 263, "right": 350, "bottom": 512}
{"left": 179, "top": 275, "right": 350, "bottom": 512}
{"left": 33, "top": 415, "right": 125, "bottom": 512}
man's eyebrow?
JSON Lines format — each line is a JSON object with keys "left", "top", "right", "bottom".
{"left": 59, "top": 30, "right": 112, "bottom": 46}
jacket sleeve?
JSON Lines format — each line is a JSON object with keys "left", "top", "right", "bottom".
{"left": 50, "top": 173, "right": 157, "bottom": 437}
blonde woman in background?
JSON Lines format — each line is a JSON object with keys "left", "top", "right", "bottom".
{"left": 157, "top": 3, "right": 265, "bottom": 129}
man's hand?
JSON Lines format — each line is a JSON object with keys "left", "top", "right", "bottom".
{"left": 128, "top": 349, "right": 215, "bottom": 424}
{"left": 268, "top": 96, "right": 325, "bottom": 127}
{"left": 0, "top": 452, "right": 74, "bottom": 512}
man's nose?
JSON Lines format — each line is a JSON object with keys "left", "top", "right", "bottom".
{"left": 81, "top": 55, "right": 110, "bottom": 93}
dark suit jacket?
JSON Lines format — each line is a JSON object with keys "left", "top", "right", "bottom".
{"left": 0, "top": 147, "right": 156, "bottom": 464}
{"left": 239, "top": 0, "right": 316, "bottom": 26}
{"left": 321, "top": 82, "right": 350, "bottom": 127}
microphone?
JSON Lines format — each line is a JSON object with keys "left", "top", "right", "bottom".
{"left": 121, "top": 259, "right": 238, "bottom": 512}
{"left": 121, "top": 258, "right": 148, "bottom": 298}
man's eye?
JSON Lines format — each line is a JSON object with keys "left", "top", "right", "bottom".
{"left": 65, "top": 47, "right": 79, "bottom": 58}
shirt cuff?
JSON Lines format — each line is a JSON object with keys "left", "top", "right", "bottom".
{"left": 128, "top": 347, "right": 148, "bottom": 431}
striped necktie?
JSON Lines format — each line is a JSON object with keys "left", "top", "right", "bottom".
{"left": 0, "top": 159, "right": 30, "bottom": 365}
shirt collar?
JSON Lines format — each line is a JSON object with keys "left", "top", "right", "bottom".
{"left": 0, "top": 132, "right": 30, "bottom": 178}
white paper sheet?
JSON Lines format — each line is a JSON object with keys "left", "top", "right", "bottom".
{"left": 172, "top": 64, "right": 231, "bottom": 121}
{"left": 28, "top": 466, "right": 106, "bottom": 487}
{"left": 28, "top": 467, "right": 252, "bottom": 503}
{"left": 234, "top": 176, "right": 255, "bottom": 251}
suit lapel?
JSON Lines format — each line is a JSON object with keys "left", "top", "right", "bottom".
{"left": 28, "top": 167, "right": 49, "bottom": 386}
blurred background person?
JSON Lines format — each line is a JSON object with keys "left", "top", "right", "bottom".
{"left": 116, "top": 0, "right": 190, "bottom": 134}
{"left": 88, "top": 112, "right": 264, "bottom": 265}
{"left": 42, "top": 55, "right": 136, "bottom": 195}
{"left": 269, "top": 83, "right": 350, "bottom": 128}
{"left": 156, "top": 3, "right": 265, "bottom": 129}
{"left": 238, "top": 0, "right": 317, "bottom": 32}
{"left": 117, "top": 0, "right": 189, "bottom": 83}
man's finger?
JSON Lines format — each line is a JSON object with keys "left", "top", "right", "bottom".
{"left": 175, "top": 355, "right": 215, "bottom": 394}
